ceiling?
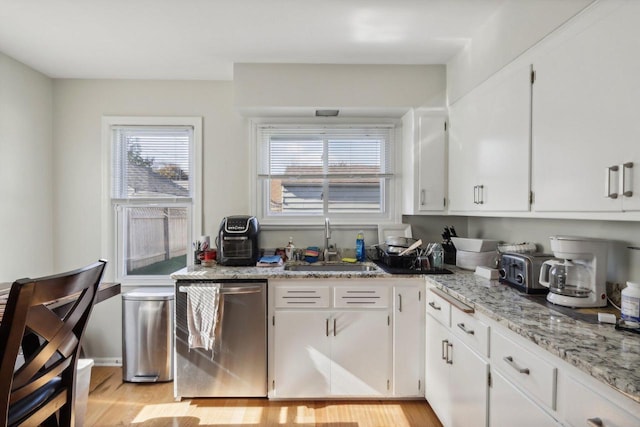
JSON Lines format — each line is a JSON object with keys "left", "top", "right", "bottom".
{"left": 0, "top": 0, "right": 505, "bottom": 81}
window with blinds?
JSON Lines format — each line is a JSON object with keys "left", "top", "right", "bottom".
{"left": 109, "top": 122, "right": 197, "bottom": 279}
{"left": 256, "top": 125, "right": 395, "bottom": 219}
{"left": 112, "top": 126, "right": 193, "bottom": 200}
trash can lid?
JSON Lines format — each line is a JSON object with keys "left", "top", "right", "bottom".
{"left": 123, "top": 287, "right": 174, "bottom": 301}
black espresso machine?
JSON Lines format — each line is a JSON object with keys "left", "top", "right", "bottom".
{"left": 216, "top": 215, "right": 260, "bottom": 266}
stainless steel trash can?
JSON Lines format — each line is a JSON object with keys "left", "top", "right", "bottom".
{"left": 122, "top": 287, "right": 174, "bottom": 382}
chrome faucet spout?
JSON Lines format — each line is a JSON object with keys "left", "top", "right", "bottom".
{"left": 324, "top": 217, "right": 331, "bottom": 250}
{"left": 324, "top": 218, "right": 336, "bottom": 261}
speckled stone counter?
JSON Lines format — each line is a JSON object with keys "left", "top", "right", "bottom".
{"left": 170, "top": 261, "right": 397, "bottom": 280}
{"left": 426, "top": 269, "right": 640, "bottom": 404}
{"left": 171, "top": 263, "right": 640, "bottom": 405}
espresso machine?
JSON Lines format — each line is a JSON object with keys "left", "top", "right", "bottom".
{"left": 539, "top": 236, "right": 609, "bottom": 308}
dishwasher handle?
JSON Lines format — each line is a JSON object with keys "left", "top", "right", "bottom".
{"left": 178, "top": 285, "right": 263, "bottom": 295}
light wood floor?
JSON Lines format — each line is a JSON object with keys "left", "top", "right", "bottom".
{"left": 86, "top": 367, "right": 443, "bottom": 426}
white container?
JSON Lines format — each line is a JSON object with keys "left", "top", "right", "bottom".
{"left": 621, "top": 281, "right": 640, "bottom": 324}
{"left": 75, "top": 358, "right": 94, "bottom": 427}
{"left": 451, "top": 237, "right": 498, "bottom": 252}
{"left": 456, "top": 250, "right": 499, "bottom": 271}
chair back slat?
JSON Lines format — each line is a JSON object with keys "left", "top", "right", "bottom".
{"left": 0, "top": 260, "right": 106, "bottom": 427}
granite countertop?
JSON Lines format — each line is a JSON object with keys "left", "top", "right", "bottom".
{"left": 426, "top": 270, "right": 640, "bottom": 404}
{"left": 170, "top": 261, "right": 401, "bottom": 280}
{"left": 170, "top": 263, "right": 640, "bottom": 404}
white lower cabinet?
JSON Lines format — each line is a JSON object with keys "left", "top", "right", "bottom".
{"left": 490, "top": 370, "right": 560, "bottom": 427}
{"left": 393, "top": 282, "right": 425, "bottom": 396}
{"left": 425, "top": 291, "right": 489, "bottom": 427}
{"left": 269, "top": 279, "right": 422, "bottom": 399}
{"left": 272, "top": 308, "right": 390, "bottom": 398}
{"left": 559, "top": 374, "right": 640, "bottom": 427}
{"left": 273, "top": 310, "right": 331, "bottom": 397}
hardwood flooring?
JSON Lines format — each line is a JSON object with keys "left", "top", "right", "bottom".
{"left": 86, "top": 367, "right": 443, "bottom": 427}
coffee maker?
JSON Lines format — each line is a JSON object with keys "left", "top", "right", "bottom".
{"left": 539, "top": 236, "right": 609, "bottom": 308}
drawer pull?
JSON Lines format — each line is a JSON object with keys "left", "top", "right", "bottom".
{"left": 457, "top": 323, "right": 475, "bottom": 335}
{"left": 446, "top": 342, "right": 453, "bottom": 364}
{"left": 428, "top": 301, "right": 441, "bottom": 311}
{"left": 326, "top": 318, "right": 329, "bottom": 337}
{"left": 441, "top": 339, "right": 448, "bottom": 360}
{"left": 503, "top": 356, "right": 530, "bottom": 375}
{"left": 333, "top": 318, "right": 337, "bottom": 337}
{"left": 586, "top": 417, "right": 603, "bottom": 427}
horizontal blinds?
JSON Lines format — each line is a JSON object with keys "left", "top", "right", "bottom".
{"left": 257, "top": 125, "right": 394, "bottom": 178}
{"left": 112, "top": 126, "right": 193, "bottom": 199}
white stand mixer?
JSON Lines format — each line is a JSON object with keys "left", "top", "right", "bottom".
{"left": 539, "top": 236, "right": 609, "bottom": 308}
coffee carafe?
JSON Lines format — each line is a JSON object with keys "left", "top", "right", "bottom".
{"left": 540, "top": 259, "right": 592, "bottom": 297}
{"left": 538, "top": 236, "right": 609, "bottom": 308}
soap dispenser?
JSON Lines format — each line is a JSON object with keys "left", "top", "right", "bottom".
{"left": 285, "top": 237, "right": 295, "bottom": 261}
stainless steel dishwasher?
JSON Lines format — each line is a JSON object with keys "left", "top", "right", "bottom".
{"left": 174, "top": 280, "right": 267, "bottom": 398}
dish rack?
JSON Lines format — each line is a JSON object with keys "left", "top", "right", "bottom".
{"left": 375, "top": 245, "right": 417, "bottom": 269}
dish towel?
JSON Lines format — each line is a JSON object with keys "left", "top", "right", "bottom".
{"left": 185, "top": 283, "right": 221, "bottom": 352}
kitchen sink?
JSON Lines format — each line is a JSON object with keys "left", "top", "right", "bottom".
{"left": 284, "top": 263, "right": 380, "bottom": 272}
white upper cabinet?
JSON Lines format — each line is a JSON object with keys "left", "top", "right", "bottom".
{"left": 402, "top": 109, "right": 447, "bottom": 214}
{"left": 531, "top": 0, "right": 640, "bottom": 213}
{"left": 448, "top": 60, "right": 532, "bottom": 213}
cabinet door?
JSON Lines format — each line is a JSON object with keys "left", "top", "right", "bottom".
{"left": 393, "top": 284, "right": 424, "bottom": 396}
{"left": 449, "top": 60, "right": 532, "bottom": 212}
{"left": 532, "top": 1, "right": 640, "bottom": 212}
{"left": 490, "top": 370, "right": 560, "bottom": 427}
{"left": 449, "top": 334, "right": 489, "bottom": 427}
{"left": 425, "top": 314, "right": 452, "bottom": 427}
{"left": 273, "top": 311, "right": 330, "bottom": 397}
{"left": 331, "top": 310, "right": 390, "bottom": 396}
{"left": 402, "top": 110, "right": 447, "bottom": 215}
{"left": 417, "top": 115, "right": 447, "bottom": 212}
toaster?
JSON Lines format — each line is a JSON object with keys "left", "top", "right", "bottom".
{"left": 499, "top": 252, "right": 555, "bottom": 294}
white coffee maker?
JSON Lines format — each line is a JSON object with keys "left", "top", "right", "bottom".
{"left": 539, "top": 236, "right": 609, "bottom": 308}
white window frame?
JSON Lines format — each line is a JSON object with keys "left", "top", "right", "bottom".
{"left": 250, "top": 119, "right": 401, "bottom": 227}
{"left": 101, "top": 116, "right": 202, "bottom": 285}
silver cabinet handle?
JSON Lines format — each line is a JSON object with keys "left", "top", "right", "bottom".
{"left": 326, "top": 318, "right": 329, "bottom": 337}
{"left": 622, "top": 162, "right": 633, "bottom": 197}
{"left": 473, "top": 185, "right": 478, "bottom": 204}
{"left": 333, "top": 318, "right": 337, "bottom": 337}
{"left": 457, "top": 323, "right": 475, "bottom": 335}
{"left": 503, "top": 356, "right": 530, "bottom": 374}
{"left": 441, "top": 339, "right": 448, "bottom": 360}
{"left": 605, "top": 165, "right": 619, "bottom": 199}
{"left": 398, "top": 294, "right": 402, "bottom": 312}
{"left": 420, "top": 189, "right": 426, "bottom": 206}
{"left": 428, "top": 301, "right": 441, "bottom": 311}
{"left": 478, "top": 184, "right": 484, "bottom": 204}
{"left": 586, "top": 417, "right": 603, "bottom": 427}
{"left": 446, "top": 342, "right": 453, "bottom": 364}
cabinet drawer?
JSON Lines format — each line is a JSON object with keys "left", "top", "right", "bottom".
{"left": 274, "top": 286, "right": 330, "bottom": 308}
{"left": 334, "top": 287, "right": 389, "bottom": 308}
{"left": 492, "top": 329, "right": 557, "bottom": 409}
{"left": 451, "top": 308, "right": 490, "bottom": 357}
{"left": 561, "top": 375, "right": 639, "bottom": 427}
{"left": 425, "top": 288, "right": 451, "bottom": 327}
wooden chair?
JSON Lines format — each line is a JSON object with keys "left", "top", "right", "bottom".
{"left": 0, "top": 260, "right": 107, "bottom": 427}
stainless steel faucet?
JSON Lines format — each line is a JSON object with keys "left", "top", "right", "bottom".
{"left": 323, "top": 217, "right": 337, "bottom": 261}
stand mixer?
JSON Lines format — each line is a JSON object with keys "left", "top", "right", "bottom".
{"left": 539, "top": 236, "right": 609, "bottom": 308}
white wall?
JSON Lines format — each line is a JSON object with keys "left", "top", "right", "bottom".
{"left": 52, "top": 79, "right": 244, "bottom": 360}
{"left": 234, "top": 63, "right": 446, "bottom": 115}
{"left": 467, "top": 217, "right": 640, "bottom": 286}
{"left": 447, "top": 0, "right": 593, "bottom": 104}
{"left": 0, "top": 52, "right": 53, "bottom": 282}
